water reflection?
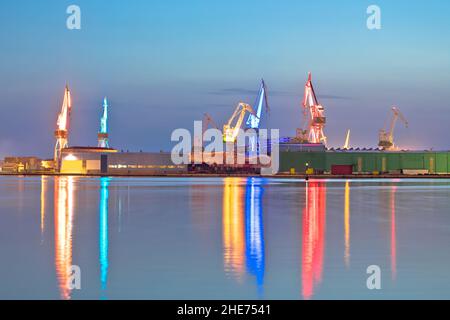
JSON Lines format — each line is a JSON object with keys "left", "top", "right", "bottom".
{"left": 54, "top": 176, "right": 75, "bottom": 300}
{"left": 302, "top": 181, "right": 326, "bottom": 300}
{"left": 222, "top": 178, "right": 245, "bottom": 281}
{"left": 40, "top": 176, "right": 48, "bottom": 241}
{"left": 390, "top": 186, "right": 397, "bottom": 280}
{"left": 222, "top": 177, "right": 266, "bottom": 292}
{"left": 344, "top": 181, "right": 350, "bottom": 267}
{"left": 245, "top": 178, "right": 265, "bottom": 294}
{"left": 99, "top": 178, "right": 110, "bottom": 293}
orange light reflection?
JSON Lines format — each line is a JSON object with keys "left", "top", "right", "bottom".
{"left": 54, "top": 176, "right": 74, "bottom": 300}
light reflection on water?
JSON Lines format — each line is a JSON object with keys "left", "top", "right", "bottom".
{"left": 54, "top": 176, "right": 74, "bottom": 300}
{"left": 1, "top": 176, "right": 450, "bottom": 299}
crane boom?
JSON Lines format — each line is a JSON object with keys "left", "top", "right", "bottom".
{"left": 223, "top": 102, "right": 257, "bottom": 143}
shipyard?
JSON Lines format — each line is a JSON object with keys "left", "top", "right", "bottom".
{"left": 0, "top": 74, "right": 448, "bottom": 178}
{"left": 2, "top": 0, "right": 450, "bottom": 304}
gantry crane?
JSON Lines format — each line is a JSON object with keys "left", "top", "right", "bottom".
{"left": 378, "top": 106, "right": 408, "bottom": 150}
{"left": 223, "top": 102, "right": 257, "bottom": 143}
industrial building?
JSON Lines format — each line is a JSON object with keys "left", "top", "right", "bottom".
{"left": 0, "top": 156, "right": 43, "bottom": 173}
{"left": 60, "top": 147, "right": 186, "bottom": 175}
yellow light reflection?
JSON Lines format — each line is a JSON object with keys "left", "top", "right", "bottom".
{"left": 54, "top": 176, "right": 75, "bottom": 300}
{"left": 222, "top": 177, "right": 245, "bottom": 281}
{"left": 344, "top": 181, "right": 350, "bottom": 267}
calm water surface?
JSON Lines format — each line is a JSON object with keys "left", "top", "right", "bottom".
{"left": 1, "top": 176, "right": 450, "bottom": 300}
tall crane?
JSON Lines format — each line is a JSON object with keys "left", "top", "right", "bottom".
{"left": 54, "top": 85, "right": 72, "bottom": 167}
{"left": 343, "top": 129, "right": 351, "bottom": 149}
{"left": 223, "top": 102, "right": 257, "bottom": 143}
{"left": 378, "top": 106, "right": 408, "bottom": 150}
{"left": 98, "top": 97, "right": 110, "bottom": 148}
{"left": 246, "top": 79, "right": 269, "bottom": 131}
{"left": 246, "top": 79, "right": 269, "bottom": 153}
{"left": 302, "top": 73, "right": 327, "bottom": 145}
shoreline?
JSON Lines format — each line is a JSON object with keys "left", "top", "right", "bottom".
{"left": 2, "top": 172, "right": 450, "bottom": 179}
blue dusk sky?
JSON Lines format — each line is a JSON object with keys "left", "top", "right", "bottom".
{"left": 0, "top": 0, "right": 449, "bottom": 157}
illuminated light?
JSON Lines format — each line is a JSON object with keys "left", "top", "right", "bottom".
{"left": 223, "top": 177, "right": 245, "bottom": 280}
{"left": 64, "top": 154, "right": 77, "bottom": 161}
{"left": 302, "top": 181, "right": 326, "bottom": 300}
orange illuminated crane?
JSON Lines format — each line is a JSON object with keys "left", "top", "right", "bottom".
{"left": 54, "top": 85, "right": 72, "bottom": 168}
{"left": 378, "top": 106, "right": 408, "bottom": 150}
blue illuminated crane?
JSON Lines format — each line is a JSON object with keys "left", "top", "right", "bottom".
{"left": 246, "top": 79, "right": 269, "bottom": 130}
{"left": 246, "top": 79, "right": 269, "bottom": 153}
{"left": 98, "top": 97, "right": 110, "bottom": 148}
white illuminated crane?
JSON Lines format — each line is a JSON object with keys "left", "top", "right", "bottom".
{"left": 223, "top": 102, "right": 257, "bottom": 143}
{"left": 378, "top": 106, "right": 408, "bottom": 150}
{"left": 54, "top": 85, "right": 72, "bottom": 167}
{"left": 98, "top": 97, "right": 110, "bottom": 148}
{"left": 343, "top": 129, "right": 351, "bottom": 149}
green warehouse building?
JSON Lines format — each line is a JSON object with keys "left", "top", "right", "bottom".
{"left": 279, "top": 149, "right": 450, "bottom": 175}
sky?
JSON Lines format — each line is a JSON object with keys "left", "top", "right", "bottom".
{"left": 0, "top": 0, "right": 449, "bottom": 158}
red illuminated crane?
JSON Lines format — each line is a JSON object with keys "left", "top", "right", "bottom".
{"left": 301, "top": 73, "right": 327, "bottom": 145}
